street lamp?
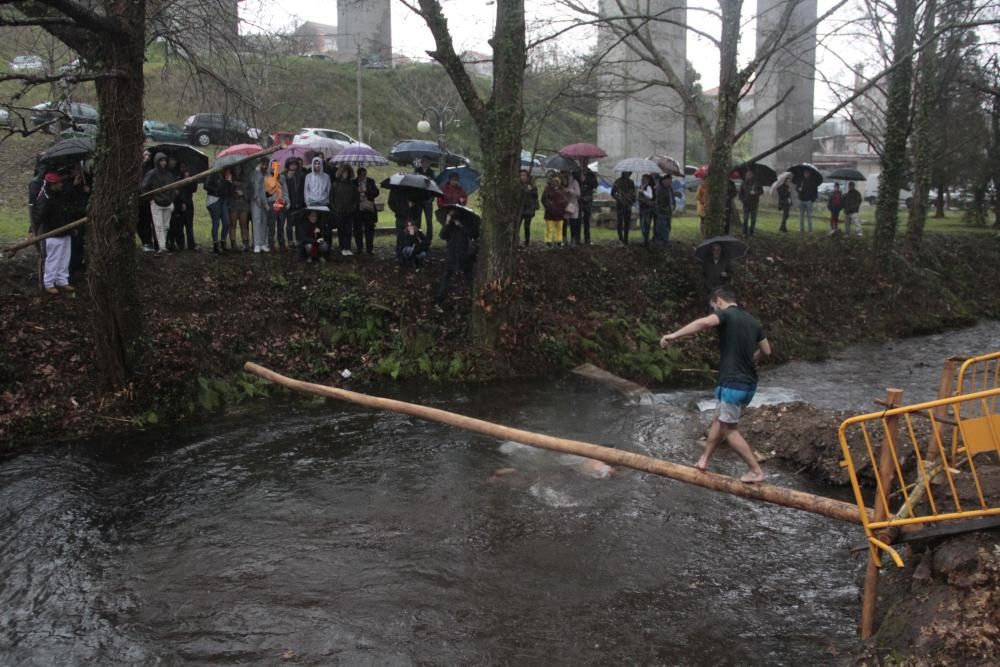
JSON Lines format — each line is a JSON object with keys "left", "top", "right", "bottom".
{"left": 417, "top": 104, "right": 459, "bottom": 152}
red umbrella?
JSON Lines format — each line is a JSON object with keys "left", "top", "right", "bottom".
{"left": 558, "top": 142, "right": 607, "bottom": 159}
{"left": 694, "top": 164, "right": 709, "bottom": 179}
{"left": 216, "top": 143, "right": 264, "bottom": 159}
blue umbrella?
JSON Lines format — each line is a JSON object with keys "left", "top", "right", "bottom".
{"left": 435, "top": 166, "right": 481, "bottom": 195}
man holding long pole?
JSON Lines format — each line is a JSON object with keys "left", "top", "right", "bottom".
{"left": 660, "top": 286, "right": 771, "bottom": 482}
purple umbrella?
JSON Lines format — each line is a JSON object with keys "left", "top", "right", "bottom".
{"left": 272, "top": 145, "right": 313, "bottom": 166}
{"left": 330, "top": 145, "right": 389, "bottom": 167}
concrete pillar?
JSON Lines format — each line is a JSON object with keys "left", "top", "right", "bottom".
{"left": 597, "top": 0, "right": 687, "bottom": 170}
{"left": 751, "top": 0, "right": 818, "bottom": 170}
{"left": 338, "top": 0, "right": 392, "bottom": 67}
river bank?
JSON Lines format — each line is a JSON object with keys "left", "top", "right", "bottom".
{"left": 2, "top": 233, "right": 1000, "bottom": 450}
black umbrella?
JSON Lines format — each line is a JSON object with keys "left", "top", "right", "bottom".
{"left": 435, "top": 204, "right": 481, "bottom": 239}
{"left": 389, "top": 139, "right": 445, "bottom": 165}
{"left": 542, "top": 153, "right": 580, "bottom": 172}
{"left": 381, "top": 172, "right": 444, "bottom": 203}
{"left": 38, "top": 137, "right": 95, "bottom": 166}
{"left": 732, "top": 162, "right": 777, "bottom": 187}
{"left": 148, "top": 143, "right": 209, "bottom": 173}
{"left": 787, "top": 162, "right": 824, "bottom": 185}
{"left": 694, "top": 235, "right": 749, "bottom": 262}
{"left": 827, "top": 167, "right": 866, "bottom": 181}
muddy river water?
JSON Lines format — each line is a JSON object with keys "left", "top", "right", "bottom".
{"left": 3, "top": 322, "right": 998, "bottom": 665}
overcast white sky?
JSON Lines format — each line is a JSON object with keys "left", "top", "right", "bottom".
{"left": 240, "top": 0, "right": 860, "bottom": 113}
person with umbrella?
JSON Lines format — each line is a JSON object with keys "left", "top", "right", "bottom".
{"left": 797, "top": 171, "right": 818, "bottom": 232}
{"left": 435, "top": 205, "right": 479, "bottom": 304}
{"left": 561, "top": 170, "right": 581, "bottom": 245}
{"left": 140, "top": 152, "right": 178, "bottom": 257}
{"left": 653, "top": 173, "right": 675, "bottom": 246}
{"left": 398, "top": 219, "right": 429, "bottom": 269}
{"left": 437, "top": 171, "right": 468, "bottom": 208}
{"left": 414, "top": 156, "right": 436, "bottom": 242}
{"left": 353, "top": 167, "right": 380, "bottom": 255}
{"left": 279, "top": 158, "right": 306, "bottom": 252}
{"left": 578, "top": 166, "right": 598, "bottom": 244}
{"left": 738, "top": 170, "right": 763, "bottom": 237}
{"left": 227, "top": 164, "right": 252, "bottom": 252}
{"left": 332, "top": 165, "right": 358, "bottom": 256}
{"left": 34, "top": 171, "right": 75, "bottom": 293}
{"left": 541, "top": 175, "right": 569, "bottom": 248}
{"left": 611, "top": 171, "right": 637, "bottom": 244}
{"left": 174, "top": 161, "right": 198, "bottom": 251}
{"left": 637, "top": 174, "right": 655, "bottom": 246}
{"left": 659, "top": 285, "right": 770, "bottom": 483}
{"left": 843, "top": 181, "right": 863, "bottom": 237}
{"left": 827, "top": 182, "right": 843, "bottom": 236}
{"left": 518, "top": 168, "right": 539, "bottom": 247}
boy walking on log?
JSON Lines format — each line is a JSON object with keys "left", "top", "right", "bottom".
{"left": 660, "top": 287, "right": 771, "bottom": 482}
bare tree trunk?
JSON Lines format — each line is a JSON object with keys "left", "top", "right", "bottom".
{"left": 873, "top": 0, "right": 917, "bottom": 264}
{"left": 86, "top": 1, "right": 146, "bottom": 388}
{"left": 907, "top": 0, "right": 937, "bottom": 247}
{"left": 703, "top": 0, "right": 742, "bottom": 237}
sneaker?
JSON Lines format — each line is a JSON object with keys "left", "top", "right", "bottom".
{"left": 57, "top": 284, "right": 75, "bottom": 292}
{"left": 44, "top": 287, "right": 59, "bottom": 295}
{"left": 341, "top": 249, "right": 353, "bottom": 256}
{"left": 141, "top": 244, "right": 154, "bottom": 252}
{"left": 319, "top": 256, "right": 327, "bottom": 263}
{"left": 154, "top": 250, "right": 165, "bottom": 259}
{"left": 261, "top": 245, "right": 270, "bottom": 253}
{"left": 253, "top": 246, "right": 261, "bottom": 254}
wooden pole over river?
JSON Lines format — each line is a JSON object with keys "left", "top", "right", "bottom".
{"left": 244, "top": 362, "right": 870, "bottom": 525}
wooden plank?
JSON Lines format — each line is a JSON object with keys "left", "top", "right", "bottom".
{"left": 572, "top": 363, "right": 648, "bottom": 396}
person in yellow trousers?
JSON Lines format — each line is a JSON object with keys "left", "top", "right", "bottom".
{"left": 540, "top": 176, "right": 568, "bottom": 247}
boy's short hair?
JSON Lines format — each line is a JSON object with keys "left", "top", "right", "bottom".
{"left": 710, "top": 286, "right": 737, "bottom": 304}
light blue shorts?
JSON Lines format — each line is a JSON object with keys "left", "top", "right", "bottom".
{"left": 714, "top": 383, "right": 756, "bottom": 424}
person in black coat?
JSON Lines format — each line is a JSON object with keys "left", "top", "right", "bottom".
{"left": 435, "top": 209, "right": 477, "bottom": 304}
{"left": 518, "top": 169, "right": 538, "bottom": 246}
{"left": 414, "top": 157, "right": 436, "bottom": 241}
{"left": 398, "top": 219, "right": 429, "bottom": 269}
{"left": 353, "top": 167, "right": 380, "bottom": 255}
{"left": 279, "top": 158, "right": 306, "bottom": 251}
{"left": 175, "top": 161, "right": 198, "bottom": 250}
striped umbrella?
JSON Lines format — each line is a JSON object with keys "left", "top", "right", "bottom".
{"left": 331, "top": 145, "right": 389, "bottom": 167}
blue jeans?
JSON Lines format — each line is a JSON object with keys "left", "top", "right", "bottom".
{"left": 639, "top": 208, "right": 653, "bottom": 243}
{"left": 653, "top": 211, "right": 672, "bottom": 245}
{"left": 207, "top": 199, "right": 229, "bottom": 244}
{"left": 799, "top": 200, "right": 814, "bottom": 232}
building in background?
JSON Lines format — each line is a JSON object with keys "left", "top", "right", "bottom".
{"left": 289, "top": 21, "right": 338, "bottom": 57}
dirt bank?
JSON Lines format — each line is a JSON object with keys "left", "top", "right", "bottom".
{"left": 2, "top": 233, "right": 1000, "bottom": 449}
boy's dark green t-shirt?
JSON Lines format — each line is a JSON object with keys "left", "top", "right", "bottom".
{"left": 716, "top": 306, "right": 765, "bottom": 386}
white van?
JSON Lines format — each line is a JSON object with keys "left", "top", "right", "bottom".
{"left": 865, "top": 172, "right": 913, "bottom": 207}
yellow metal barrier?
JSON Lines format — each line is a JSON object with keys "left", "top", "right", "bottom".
{"left": 949, "top": 352, "right": 1000, "bottom": 458}
{"left": 838, "top": 387, "right": 1000, "bottom": 567}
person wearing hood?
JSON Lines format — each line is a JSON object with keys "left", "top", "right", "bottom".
{"left": 279, "top": 158, "right": 305, "bottom": 251}
{"left": 140, "top": 151, "right": 178, "bottom": 257}
{"left": 353, "top": 167, "right": 379, "bottom": 255}
{"left": 304, "top": 156, "right": 331, "bottom": 244}
{"left": 249, "top": 158, "right": 270, "bottom": 252}
{"left": 332, "top": 164, "right": 358, "bottom": 256}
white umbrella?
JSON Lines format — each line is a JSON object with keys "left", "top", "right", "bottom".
{"left": 613, "top": 157, "right": 662, "bottom": 174}
{"left": 769, "top": 170, "right": 793, "bottom": 195}
{"left": 291, "top": 136, "right": 341, "bottom": 160}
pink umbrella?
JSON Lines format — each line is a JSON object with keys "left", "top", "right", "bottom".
{"left": 558, "top": 142, "right": 607, "bottom": 159}
{"left": 216, "top": 143, "right": 265, "bottom": 159}
{"left": 272, "top": 145, "right": 313, "bottom": 165}
{"left": 693, "top": 164, "right": 709, "bottom": 179}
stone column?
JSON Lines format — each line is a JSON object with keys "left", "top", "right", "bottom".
{"left": 338, "top": 0, "right": 392, "bottom": 67}
{"left": 597, "top": 0, "right": 687, "bottom": 169}
{"left": 751, "top": 0, "right": 818, "bottom": 169}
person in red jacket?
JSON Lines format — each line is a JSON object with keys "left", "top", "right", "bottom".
{"left": 437, "top": 172, "right": 468, "bottom": 208}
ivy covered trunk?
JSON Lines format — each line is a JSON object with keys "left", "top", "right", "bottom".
{"left": 702, "top": 0, "right": 743, "bottom": 237}
{"left": 873, "top": 0, "right": 916, "bottom": 263}
{"left": 85, "top": 1, "right": 146, "bottom": 388}
{"left": 469, "top": 0, "right": 526, "bottom": 344}
{"left": 907, "top": 0, "right": 937, "bottom": 247}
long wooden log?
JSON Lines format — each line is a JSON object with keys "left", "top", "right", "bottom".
{"left": 3, "top": 145, "right": 281, "bottom": 258}
{"left": 244, "top": 362, "right": 869, "bottom": 525}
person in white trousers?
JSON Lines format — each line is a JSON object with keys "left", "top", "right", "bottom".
{"left": 34, "top": 171, "right": 74, "bottom": 294}
{"left": 141, "top": 152, "right": 177, "bottom": 256}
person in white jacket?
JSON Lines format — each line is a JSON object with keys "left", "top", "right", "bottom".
{"left": 304, "top": 156, "right": 331, "bottom": 244}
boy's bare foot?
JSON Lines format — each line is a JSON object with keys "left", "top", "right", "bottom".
{"left": 740, "top": 470, "right": 766, "bottom": 483}
{"left": 694, "top": 454, "right": 709, "bottom": 472}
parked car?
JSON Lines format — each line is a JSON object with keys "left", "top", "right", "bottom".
{"left": 182, "top": 113, "right": 262, "bottom": 146}
{"left": 293, "top": 128, "right": 370, "bottom": 152}
{"left": 60, "top": 124, "right": 98, "bottom": 140}
{"left": 9, "top": 55, "right": 44, "bottom": 72}
{"left": 57, "top": 58, "right": 82, "bottom": 74}
{"left": 144, "top": 119, "right": 186, "bottom": 143}
{"left": 31, "top": 101, "right": 99, "bottom": 132}
{"left": 0, "top": 108, "right": 10, "bottom": 128}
